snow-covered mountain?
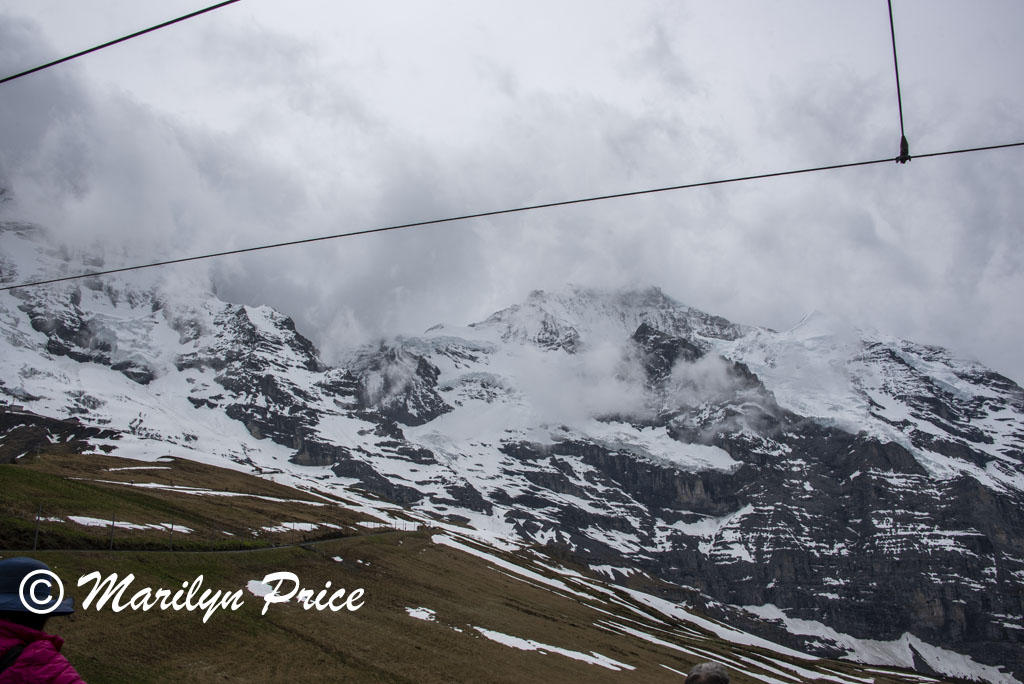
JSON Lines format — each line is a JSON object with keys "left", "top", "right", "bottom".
{"left": 2, "top": 221, "right": 1023, "bottom": 682}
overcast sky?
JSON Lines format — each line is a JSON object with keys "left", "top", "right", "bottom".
{"left": 1, "top": 1, "right": 1022, "bottom": 381}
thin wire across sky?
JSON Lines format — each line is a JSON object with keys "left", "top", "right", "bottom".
{"left": 0, "top": 3, "right": 1021, "bottom": 293}
{"left": 2, "top": 141, "right": 1023, "bottom": 293}
{"left": 0, "top": 0, "right": 242, "bottom": 86}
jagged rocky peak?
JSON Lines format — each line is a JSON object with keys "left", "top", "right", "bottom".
{"left": 470, "top": 284, "right": 749, "bottom": 353}
{"left": 630, "top": 321, "right": 705, "bottom": 386}
{"left": 723, "top": 305, "right": 1024, "bottom": 494}
{"left": 10, "top": 278, "right": 173, "bottom": 386}
{"left": 4, "top": 225, "right": 326, "bottom": 375}
{"left": 345, "top": 340, "right": 451, "bottom": 426}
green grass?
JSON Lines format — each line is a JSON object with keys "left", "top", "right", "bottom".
{"left": 0, "top": 452, "right": 370, "bottom": 551}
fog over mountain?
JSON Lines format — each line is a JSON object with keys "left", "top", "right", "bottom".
{"left": 2, "top": 3, "right": 1024, "bottom": 383}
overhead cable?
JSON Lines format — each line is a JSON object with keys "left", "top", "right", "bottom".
{"left": 2, "top": 140, "right": 1023, "bottom": 294}
{"left": 0, "top": 0, "right": 242, "bottom": 86}
{"left": 888, "top": 0, "right": 911, "bottom": 163}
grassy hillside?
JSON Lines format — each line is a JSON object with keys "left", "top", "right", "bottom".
{"left": 0, "top": 447, "right": 956, "bottom": 683}
{"left": 0, "top": 450, "right": 373, "bottom": 551}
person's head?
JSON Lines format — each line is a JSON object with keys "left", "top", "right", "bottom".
{"left": 0, "top": 610, "right": 49, "bottom": 631}
{"left": 0, "top": 557, "right": 74, "bottom": 631}
{"left": 685, "top": 661, "right": 730, "bottom": 684}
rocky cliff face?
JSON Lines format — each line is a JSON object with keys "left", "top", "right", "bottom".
{"left": 2, "top": 223, "right": 1022, "bottom": 682}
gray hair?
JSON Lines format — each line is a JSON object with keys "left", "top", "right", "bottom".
{"left": 685, "top": 661, "right": 730, "bottom": 684}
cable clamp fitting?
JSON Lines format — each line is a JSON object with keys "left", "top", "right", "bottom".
{"left": 896, "top": 135, "right": 911, "bottom": 164}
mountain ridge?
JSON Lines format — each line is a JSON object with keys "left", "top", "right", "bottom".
{"left": 1, "top": 223, "right": 1022, "bottom": 682}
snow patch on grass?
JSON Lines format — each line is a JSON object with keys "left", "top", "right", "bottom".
{"left": 472, "top": 626, "right": 634, "bottom": 671}
{"left": 405, "top": 606, "right": 436, "bottom": 621}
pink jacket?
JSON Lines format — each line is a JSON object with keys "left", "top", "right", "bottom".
{"left": 0, "top": 620, "right": 86, "bottom": 684}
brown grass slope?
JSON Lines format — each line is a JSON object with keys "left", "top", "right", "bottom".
{"left": 0, "top": 448, "right": 960, "bottom": 683}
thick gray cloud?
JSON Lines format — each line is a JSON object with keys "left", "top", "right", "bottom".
{"left": 1, "top": 2, "right": 1022, "bottom": 382}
